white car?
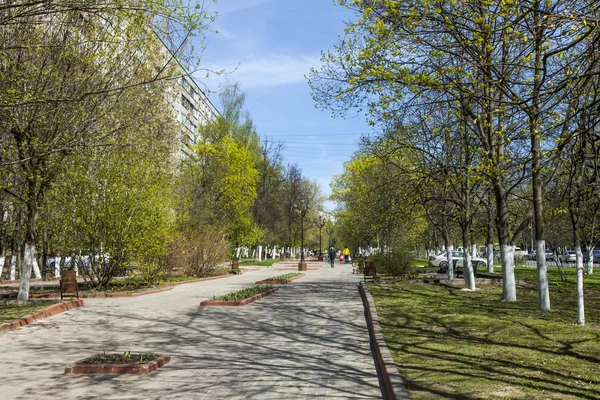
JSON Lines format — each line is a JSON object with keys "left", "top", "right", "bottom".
{"left": 428, "top": 251, "right": 487, "bottom": 276}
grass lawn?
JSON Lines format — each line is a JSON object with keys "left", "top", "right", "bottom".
{"left": 238, "top": 259, "right": 279, "bottom": 267}
{"left": 0, "top": 301, "right": 58, "bottom": 323}
{"left": 370, "top": 277, "right": 600, "bottom": 399}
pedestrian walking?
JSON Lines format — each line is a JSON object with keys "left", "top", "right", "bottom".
{"left": 328, "top": 246, "right": 336, "bottom": 268}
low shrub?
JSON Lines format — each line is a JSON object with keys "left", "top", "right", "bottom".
{"left": 368, "top": 246, "right": 413, "bottom": 279}
{"left": 264, "top": 273, "right": 301, "bottom": 282}
{"left": 213, "top": 285, "right": 273, "bottom": 301}
{"left": 164, "top": 226, "right": 230, "bottom": 277}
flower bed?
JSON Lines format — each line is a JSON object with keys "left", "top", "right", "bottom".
{"left": 65, "top": 351, "right": 170, "bottom": 374}
{"left": 200, "top": 285, "right": 277, "bottom": 306}
{"left": 0, "top": 300, "right": 84, "bottom": 331}
{"left": 255, "top": 273, "right": 304, "bottom": 285}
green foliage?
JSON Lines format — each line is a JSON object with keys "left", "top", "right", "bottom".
{"left": 212, "top": 285, "right": 273, "bottom": 302}
{"left": 238, "top": 259, "right": 279, "bottom": 267}
{"left": 368, "top": 247, "right": 413, "bottom": 278}
{"left": 264, "top": 273, "right": 302, "bottom": 282}
{"left": 178, "top": 134, "right": 261, "bottom": 244}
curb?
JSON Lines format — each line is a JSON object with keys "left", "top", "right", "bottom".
{"left": 200, "top": 287, "right": 278, "bottom": 306}
{"left": 65, "top": 354, "right": 170, "bottom": 374}
{"left": 255, "top": 273, "right": 305, "bottom": 285}
{"left": 359, "top": 282, "right": 409, "bottom": 400}
{"left": 0, "top": 299, "right": 85, "bottom": 331}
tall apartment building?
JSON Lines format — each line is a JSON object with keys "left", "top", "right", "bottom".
{"left": 170, "top": 66, "right": 220, "bottom": 158}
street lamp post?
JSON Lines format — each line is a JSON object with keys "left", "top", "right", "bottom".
{"left": 316, "top": 216, "right": 326, "bottom": 261}
{"left": 293, "top": 199, "right": 310, "bottom": 271}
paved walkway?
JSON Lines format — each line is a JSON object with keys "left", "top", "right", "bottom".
{"left": 1, "top": 262, "right": 382, "bottom": 399}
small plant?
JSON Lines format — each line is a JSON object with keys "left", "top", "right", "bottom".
{"left": 212, "top": 285, "right": 273, "bottom": 302}
{"left": 91, "top": 351, "right": 158, "bottom": 364}
{"left": 264, "top": 273, "right": 301, "bottom": 282}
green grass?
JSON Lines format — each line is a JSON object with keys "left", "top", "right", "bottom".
{"left": 370, "top": 279, "right": 600, "bottom": 399}
{"left": 411, "top": 257, "right": 429, "bottom": 267}
{"left": 0, "top": 301, "right": 58, "bottom": 323}
{"left": 263, "top": 273, "right": 301, "bottom": 282}
{"left": 212, "top": 285, "right": 273, "bottom": 301}
{"left": 238, "top": 259, "right": 279, "bottom": 267}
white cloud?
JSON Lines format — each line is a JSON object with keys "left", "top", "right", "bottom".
{"left": 205, "top": 54, "right": 321, "bottom": 89}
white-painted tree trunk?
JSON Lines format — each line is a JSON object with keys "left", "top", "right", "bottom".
{"left": 471, "top": 243, "right": 477, "bottom": 257}
{"left": 486, "top": 243, "right": 494, "bottom": 273}
{"left": 536, "top": 239, "right": 551, "bottom": 312}
{"left": 446, "top": 251, "right": 454, "bottom": 281}
{"left": 0, "top": 255, "right": 5, "bottom": 279}
{"left": 501, "top": 244, "right": 516, "bottom": 301}
{"left": 586, "top": 253, "right": 593, "bottom": 275}
{"left": 235, "top": 247, "right": 241, "bottom": 259}
{"left": 575, "top": 245, "right": 585, "bottom": 326}
{"left": 55, "top": 256, "right": 62, "bottom": 278}
{"left": 17, "top": 244, "right": 35, "bottom": 300}
{"left": 464, "top": 252, "right": 476, "bottom": 291}
{"left": 32, "top": 255, "right": 41, "bottom": 279}
{"left": 258, "top": 246, "right": 262, "bottom": 262}
{"left": 10, "top": 253, "right": 16, "bottom": 280}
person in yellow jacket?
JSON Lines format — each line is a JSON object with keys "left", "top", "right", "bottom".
{"left": 343, "top": 247, "right": 350, "bottom": 264}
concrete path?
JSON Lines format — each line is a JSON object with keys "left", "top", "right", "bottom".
{"left": 1, "top": 262, "right": 382, "bottom": 399}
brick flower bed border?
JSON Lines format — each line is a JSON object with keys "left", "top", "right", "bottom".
{"left": 358, "top": 281, "right": 409, "bottom": 400}
{"left": 200, "top": 287, "right": 278, "bottom": 306}
{"left": 0, "top": 299, "right": 84, "bottom": 331}
{"left": 0, "top": 274, "right": 234, "bottom": 300}
{"left": 255, "top": 273, "right": 305, "bottom": 285}
{"left": 65, "top": 354, "right": 171, "bottom": 374}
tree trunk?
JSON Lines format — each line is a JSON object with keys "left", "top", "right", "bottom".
{"left": 586, "top": 238, "right": 594, "bottom": 275}
{"left": 487, "top": 196, "right": 495, "bottom": 273}
{"left": 9, "top": 246, "right": 17, "bottom": 281}
{"left": 17, "top": 203, "right": 39, "bottom": 301}
{"left": 0, "top": 246, "right": 5, "bottom": 279}
{"left": 531, "top": 0, "right": 551, "bottom": 312}
{"left": 444, "top": 229, "right": 454, "bottom": 281}
{"left": 463, "top": 227, "right": 476, "bottom": 291}
{"left": 494, "top": 179, "right": 516, "bottom": 301}
{"left": 55, "top": 254, "right": 62, "bottom": 278}
{"left": 32, "top": 254, "right": 41, "bottom": 279}
{"left": 575, "top": 244, "right": 585, "bottom": 326}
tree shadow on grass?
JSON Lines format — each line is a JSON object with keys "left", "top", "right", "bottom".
{"left": 371, "top": 281, "right": 600, "bottom": 399}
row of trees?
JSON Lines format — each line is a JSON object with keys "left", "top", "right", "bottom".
{"left": 310, "top": 0, "right": 600, "bottom": 324}
{"left": 0, "top": 1, "right": 325, "bottom": 300}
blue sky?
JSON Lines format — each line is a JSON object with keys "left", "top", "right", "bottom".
{"left": 192, "top": 0, "right": 373, "bottom": 210}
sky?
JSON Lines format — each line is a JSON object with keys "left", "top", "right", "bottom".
{"left": 192, "top": 0, "right": 373, "bottom": 211}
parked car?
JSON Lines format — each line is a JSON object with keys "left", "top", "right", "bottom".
{"left": 428, "top": 251, "right": 487, "bottom": 276}
{"left": 559, "top": 251, "right": 577, "bottom": 263}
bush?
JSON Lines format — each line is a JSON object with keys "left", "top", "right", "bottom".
{"left": 165, "top": 226, "right": 230, "bottom": 277}
{"left": 369, "top": 247, "right": 413, "bottom": 279}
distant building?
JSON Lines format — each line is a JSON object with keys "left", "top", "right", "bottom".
{"left": 168, "top": 64, "right": 220, "bottom": 158}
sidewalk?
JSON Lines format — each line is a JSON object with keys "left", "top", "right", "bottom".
{"left": 0, "top": 262, "right": 382, "bottom": 399}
